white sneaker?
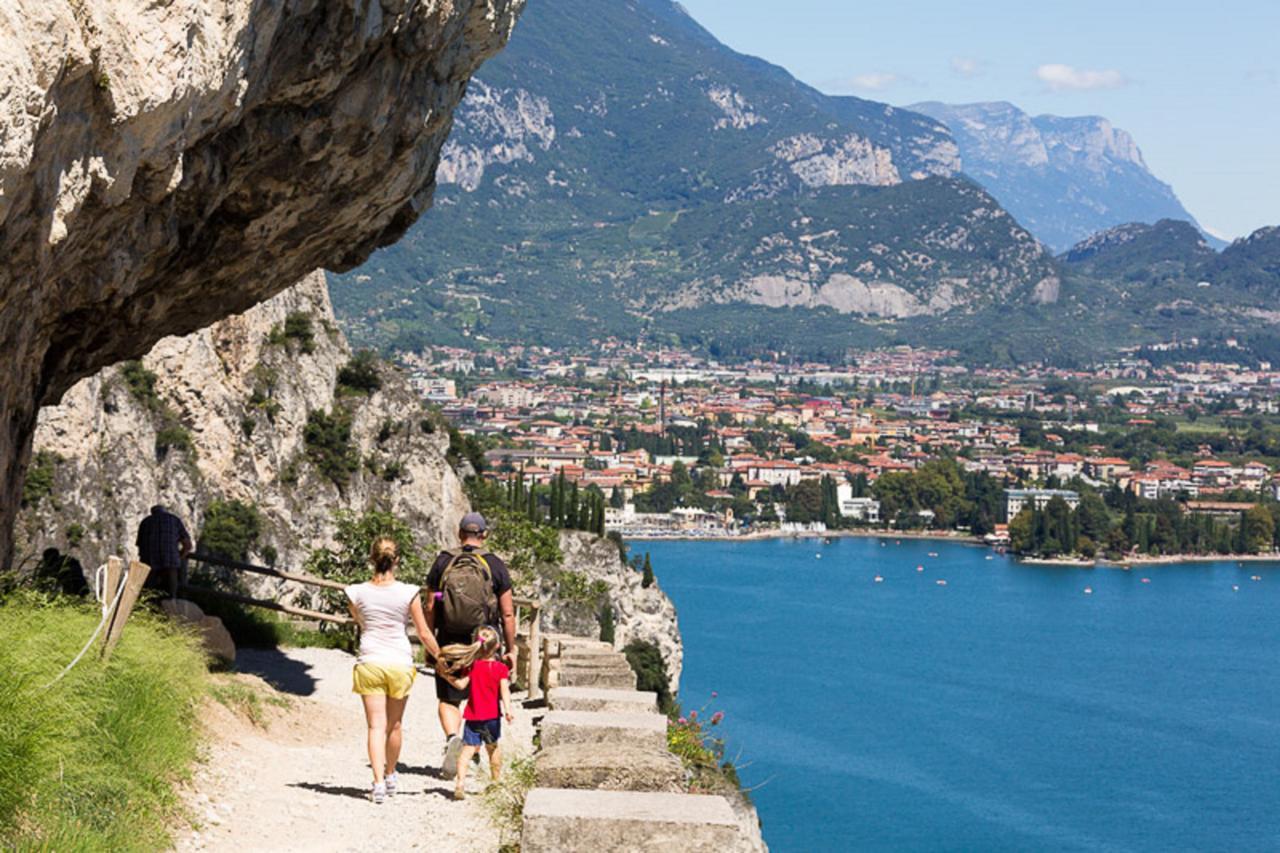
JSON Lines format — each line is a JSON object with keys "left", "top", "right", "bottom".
{"left": 442, "top": 734, "right": 463, "bottom": 780}
{"left": 371, "top": 782, "right": 387, "bottom": 804}
{"left": 385, "top": 772, "right": 398, "bottom": 797}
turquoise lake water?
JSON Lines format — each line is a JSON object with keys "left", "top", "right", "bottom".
{"left": 641, "top": 537, "right": 1280, "bottom": 852}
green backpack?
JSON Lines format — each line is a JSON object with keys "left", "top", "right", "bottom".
{"left": 438, "top": 548, "right": 497, "bottom": 634}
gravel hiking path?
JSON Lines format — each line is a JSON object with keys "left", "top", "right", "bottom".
{"left": 175, "top": 646, "right": 535, "bottom": 852}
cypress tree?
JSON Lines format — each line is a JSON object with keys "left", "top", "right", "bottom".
{"left": 598, "top": 603, "right": 616, "bottom": 644}
{"left": 568, "top": 481, "right": 580, "bottom": 530}
{"left": 642, "top": 553, "right": 655, "bottom": 588}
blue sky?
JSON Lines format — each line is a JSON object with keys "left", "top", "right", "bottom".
{"left": 679, "top": 0, "right": 1279, "bottom": 240}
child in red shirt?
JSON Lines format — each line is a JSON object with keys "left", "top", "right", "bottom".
{"left": 440, "top": 625, "right": 514, "bottom": 799}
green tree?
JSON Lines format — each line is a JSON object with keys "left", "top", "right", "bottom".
{"left": 641, "top": 553, "right": 655, "bottom": 588}
{"left": 1243, "top": 505, "right": 1275, "bottom": 553}
{"left": 198, "top": 500, "right": 262, "bottom": 562}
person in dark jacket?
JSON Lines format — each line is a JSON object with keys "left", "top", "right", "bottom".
{"left": 136, "top": 504, "right": 192, "bottom": 598}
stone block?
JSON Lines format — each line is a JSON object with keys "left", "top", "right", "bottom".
{"left": 521, "top": 789, "right": 744, "bottom": 853}
{"left": 535, "top": 743, "right": 685, "bottom": 792}
{"left": 541, "top": 710, "right": 666, "bottom": 751}
{"left": 557, "top": 667, "right": 636, "bottom": 690}
{"left": 548, "top": 686, "right": 658, "bottom": 714}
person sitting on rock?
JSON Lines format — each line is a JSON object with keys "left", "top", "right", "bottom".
{"left": 346, "top": 537, "right": 443, "bottom": 804}
{"left": 136, "top": 504, "right": 192, "bottom": 598}
{"left": 437, "top": 625, "right": 514, "bottom": 800}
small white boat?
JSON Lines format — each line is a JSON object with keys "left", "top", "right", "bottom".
{"left": 1251, "top": 575, "right": 1262, "bottom": 581}
{"left": 815, "top": 554, "right": 822, "bottom": 559}
{"left": 928, "top": 552, "right": 938, "bottom": 558}
{"left": 1083, "top": 587, "right": 1093, "bottom": 595}
{"left": 916, "top": 565, "right": 924, "bottom": 572}
{"left": 874, "top": 575, "right": 884, "bottom": 583}
{"left": 985, "top": 555, "right": 994, "bottom": 560}
{"left": 1140, "top": 578, "right": 1151, "bottom": 584}
{"left": 936, "top": 579, "right": 947, "bottom": 586}
{"left": 1233, "top": 585, "right": 1240, "bottom": 592}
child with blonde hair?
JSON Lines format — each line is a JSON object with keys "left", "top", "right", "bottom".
{"left": 437, "top": 625, "right": 514, "bottom": 799}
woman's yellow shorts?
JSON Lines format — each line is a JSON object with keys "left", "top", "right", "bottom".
{"left": 352, "top": 662, "right": 416, "bottom": 699}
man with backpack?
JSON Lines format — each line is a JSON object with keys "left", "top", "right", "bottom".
{"left": 424, "top": 511, "right": 517, "bottom": 779}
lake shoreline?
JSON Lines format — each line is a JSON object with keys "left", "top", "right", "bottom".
{"left": 622, "top": 528, "right": 985, "bottom": 545}
{"left": 625, "top": 528, "right": 1280, "bottom": 568}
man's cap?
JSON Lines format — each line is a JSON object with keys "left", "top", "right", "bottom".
{"left": 459, "top": 512, "right": 488, "bottom": 534}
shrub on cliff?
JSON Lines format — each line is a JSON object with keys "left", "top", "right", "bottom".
{"left": 0, "top": 593, "right": 207, "bottom": 848}
{"left": 303, "top": 409, "right": 359, "bottom": 488}
{"left": 336, "top": 349, "right": 383, "bottom": 396}
{"left": 198, "top": 500, "right": 263, "bottom": 562}
{"left": 267, "top": 312, "right": 315, "bottom": 354}
{"left": 623, "top": 638, "right": 672, "bottom": 713}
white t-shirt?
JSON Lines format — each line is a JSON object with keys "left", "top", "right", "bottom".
{"left": 345, "top": 580, "right": 420, "bottom": 667}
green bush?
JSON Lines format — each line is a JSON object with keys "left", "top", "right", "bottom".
{"left": 304, "top": 508, "right": 428, "bottom": 637}
{"left": 623, "top": 638, "right": 672, "bottom": 713}
{"left": 198, "top": 500, "right": 262, "bottom": 562}
{"left": 268, "top": 312, "right": 315, "bottom": 353}
{"left": 303, "top": 409, "right": 359, "bottom": 488}
{"left": 336, "top": 350, "right": 383, "bottom": 396}
{"left": 21, "top": 451, "right": 59, "bottom": 509}
{"left": 555, "top": 570, "right": 608, "bottom": 606}
{"left": 155, "top": 423, "right": 194, "bottom": 459}
{"left": 0, "top": 594, "right": 207, "bottom": 848}
{"left": 119, "top": 360, "right": 162, "bottom": 412}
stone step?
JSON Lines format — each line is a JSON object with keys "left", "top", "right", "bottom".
{"left": 557, "top": 668, "right": 637, "bottom": 690}
{"left": 560, "top": 658, "right": 634, "bottom": 676}
{"left": 522, "top": 788, "right": 743, "bottom": 853}
{"left": 535, "top": 743, "right": 686, "bottom": 792}
{"left": 540, "top": 710, "right": 666, "bottom": 752}
{"left": 548, "top": 687, "right": 658, "bottom": 714}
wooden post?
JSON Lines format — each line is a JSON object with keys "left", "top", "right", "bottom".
{"left": 101, "top": 560, "right": 151, "bottom": 660}
{"left": 102, "top": 556, "right": 123, "bottom": 614}
{"left": 527, "top": 601, "right": 542, "bottom": 701}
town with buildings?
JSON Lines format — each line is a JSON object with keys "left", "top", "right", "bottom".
{"left": 404, "top": 340, "right": 1280, "bottom": 559}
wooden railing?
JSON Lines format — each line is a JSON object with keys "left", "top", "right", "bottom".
{"left": 187, "top": 553, "right": 544, "bottom": 698}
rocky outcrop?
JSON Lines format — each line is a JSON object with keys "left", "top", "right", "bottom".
{"left": 909, "top": 100, "right": 1215, "bottom": 252}
{"left": 542, "top": 531, "right": 683, "bottom": 694}
{"left": 0, "top": 0, "right": 523, "bottom": 569}
{"left": 16, "top": 272, "right": 467, "bottom": 579}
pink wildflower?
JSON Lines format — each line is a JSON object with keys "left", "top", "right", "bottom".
{"left": 711, "top": 691, "right": 718, "bottom": 698}
{"left": 688, "top": 710, "right": 698, "bottom": 720}
{"left": 711, "top": 711, "right": 724, "bottom": 725}
{"left": 677, "top": 717, "right": 687, "bottom": 725}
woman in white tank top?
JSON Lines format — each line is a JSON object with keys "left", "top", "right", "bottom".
{"left": 345, "top": 537, "right": 442, "bottom": 803}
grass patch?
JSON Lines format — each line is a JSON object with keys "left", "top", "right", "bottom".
{"left": 0, "top": 593, "right": 208, "bottom": 849}
{"left": 480, "top": 751, "right": 536, "bottom": 850}
{"left": 208, "top": 677, "right": 290, "bottom": 727}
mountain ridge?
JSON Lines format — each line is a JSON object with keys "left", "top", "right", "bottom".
{"left": 909, "top": 100, "right": 1220, "bottom": 252}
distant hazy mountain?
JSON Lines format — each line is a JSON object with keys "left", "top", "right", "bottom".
{"left": 331, "top": 0, "right": 1059, "bottom": 360}
{"left": 910, "top": 101, "right": 1220, "bottom": 253}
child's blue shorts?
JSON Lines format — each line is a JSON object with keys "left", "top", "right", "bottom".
{"left": 462, "top": 718, "right": 501, "bottom": 746}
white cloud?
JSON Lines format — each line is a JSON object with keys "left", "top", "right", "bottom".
{"left": 950, "top": 57, "right": 981, "bottom": 78}
{"left": 1035, "top": 63, "right": 1127, "bottom": 92}
{"left": 845, "top": 71, "right": 900, "bottom": 92}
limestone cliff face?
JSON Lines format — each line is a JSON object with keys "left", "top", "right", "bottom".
{"left": 543, "top": 531, "right": 684, "bottom": 695}
{"left": 17, "top": 272, "right": 467, "bottom": 578}
{"left": 0, "top": 0, "right": 523, "bottom": 568}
